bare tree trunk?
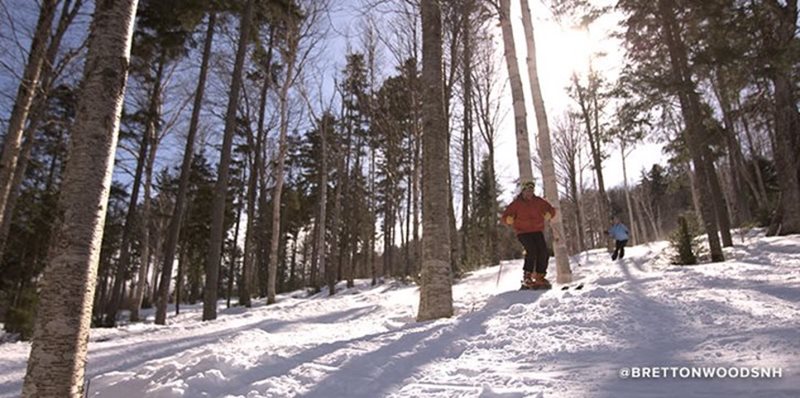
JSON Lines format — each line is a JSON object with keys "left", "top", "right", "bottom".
{"left": 488, "top": 149, "right": 500, "bottom": 264}
{"left": 330, "top": 148, "right": 344, "bottom": 294}
{"left": 370, "top": 135, "right": 379, "bottom": 284}
{"left": 572, "top": 73, "right": 610, "bottom": 232}
{"left": 688, "top": 162, "right": 703, "bottom": 219}
{"left": 105, "top": 55, "right": 165, "bottom": 326}
{"left": 267, "top": 25, "right": 299, "bottom": 305}
{"left": 621, "top": 141, "right": 638, "bottom": 245}
{"left": 347, "top": 152, "right": 361, "bottom": 288}
{"left": 404, "top": 169, "right": 412, "bottom": 277}
{"left": 412, "top": 71, "right": 422, "bottom": 279}
{"left": 569, "top": 164, "right": 586, "bottom": 252}
{"left": 658, "top": 0, "right": 723, "bottom": 261}
{"left": 519, "top": 0, "right": 571, "bottom": 282}
{"left": 176, "top": 244, "right": 187, "bottom": 315}
{"left": 0, "top": 0, "right": 58, "bottom": 233}
{"left": 417, "top": 0, "right": 453, "bottom": 322}
{"left": 146, "top": 200, "right": 166, "bottom": 307}
{"left": 240, "top": 154, "right": 258, "bottom": 307}
{"left": 770, "top": 71, "right": 800, "bottom": 234}
{"left": 0, "top": 0, "right": 83, "bottom": 259}
{"left": 156, "top": 12, "right": 216, "bottom": 325}
{"left": 239, "top": 27, "right": 275, "bottom": 305}
{"left": 228, "top": 188, "right": 243, "bottom": 308}
{"left": 461, "top": 0, "right": 474, "bottom": 271}
{"left": 473, "top": 49, "right": 500, "bottom": 263}
{"left": 22, "top": 1, "right": 137, "bottom": 394}
{"left": 130, "top": 110, "right": 160, "bottom": 322}
{"left": 311, "top": 115, "right": 329, "bottom": 293}
{"left": 711, "top": 72, "right": 756, "bottom": 222}
{"left": 763, "top": 0, "right": 800, "bottom": 234}
{"left": 150, "top": 239, "right": 161, "bottom": 310}
{"left": 497, "top": 0, "right": 533, "bottom": 182}
{"left": 204, "top": 1, "right": 254, "bottom": 321}
{"left": 310, "top": 215, "right": 320, "bottom": 290}
{"left": 240, "top": 131, "right": 261, "bottom": 307}
{"left": 736, "top": 95, "right": 770, "bottom": 206}
{"left": 635, "top": 189, "right": 658, "bottom": 240}
{"left": 289, "top": 233, "right": 298, "bottom": 289}
{"left": 705, "top": 156, "right": 734, "bottom": 246}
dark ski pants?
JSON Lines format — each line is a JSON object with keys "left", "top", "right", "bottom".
{"left": 612, "top": 239, "right": 628, "bottom": 260}
{"left": 517, "top": 232, "right": 549, "bottom": 274}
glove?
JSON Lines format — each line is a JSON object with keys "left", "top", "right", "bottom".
{"left": 505, "top": 216, "right": 515, "bottom": 225}
{"left": 544, "top": 212, "right": 552, "bottom": 221}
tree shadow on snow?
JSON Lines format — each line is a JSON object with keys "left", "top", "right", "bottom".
{"left": 585, "top": 259, "right": 800, "bottom": 398}
{"left": 286, "top": 290, "right": 546, "bottom": 398}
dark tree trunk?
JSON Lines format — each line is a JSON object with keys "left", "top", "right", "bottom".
{"left": 657, "top": 0, "right": 724, "bottom": 261}
{"left": 105, "top": 54, "right": 165, "bottom": 326}
{"left": 156, "top": 12, "right": 216, "bottom": 325}
{"left": 203, "top": 1, "right": 254, "bottom": 321}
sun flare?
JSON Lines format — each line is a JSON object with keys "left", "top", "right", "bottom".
{"left": 546, "top": 27, "right": 595, "bottom": 76}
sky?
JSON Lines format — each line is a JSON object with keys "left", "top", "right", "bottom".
{"left": 0, "top": 0, "right": 669, "bottom": 208}
{"left": 496, "top": 0, "right": 666, "bottom": 200}
{"left": 325, "top": 0, "right": 667, "bottom": 204}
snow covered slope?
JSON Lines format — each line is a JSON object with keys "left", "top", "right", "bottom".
{"left": 1, "top": 230, "right": 798, "bottom": 397}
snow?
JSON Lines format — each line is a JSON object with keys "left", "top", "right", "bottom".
{"left": 1, "top": 230, "right": 799, "bottom": 397}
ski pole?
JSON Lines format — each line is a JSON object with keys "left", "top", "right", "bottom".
{"left": 496, "top": 261, "right": 504, "bottom": 288}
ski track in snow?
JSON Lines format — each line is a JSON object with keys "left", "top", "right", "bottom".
{"left": 1, "top": 230, "right": 799, "bottom": 397}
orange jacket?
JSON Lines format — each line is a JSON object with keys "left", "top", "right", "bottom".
{"left": 501, "top": 195, "right": 556, "bottom": 234}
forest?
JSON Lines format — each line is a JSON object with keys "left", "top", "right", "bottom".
{"left": 0, "top": 0, "right": 797, "bottom": 395}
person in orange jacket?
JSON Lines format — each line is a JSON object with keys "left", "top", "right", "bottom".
{"left": 501, "top": 180, "right": 557, "bottom": 289}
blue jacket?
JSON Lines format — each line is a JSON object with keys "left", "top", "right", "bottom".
{"left": 608, "top": 223, "right": 630, "bottom": 241}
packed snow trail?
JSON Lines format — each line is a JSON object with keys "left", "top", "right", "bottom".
{"left": 0, "top": 230, "right": 798, "bottom": 397}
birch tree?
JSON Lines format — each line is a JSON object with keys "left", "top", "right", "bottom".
{"left": 0, "top": 0, "right": 58, "bottom": 236}
{"left": 22, "top": 0, "right": 138, "bottom": 395}
{"left": 520, "top": 0, "right": 571, "bottom": 282}
{"left": 497, "top": 0, "right": 533, "bottom": 182}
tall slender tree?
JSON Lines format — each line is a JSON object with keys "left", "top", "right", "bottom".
{"left": 155, "top": 11, "right": 217, "bottom": 325}
{"left": 757, "top": 1, "right": 800, "bottom": 234}
{"left": 267, "top": 12, "right": 300, "bottom": 304}
{"left": 0, "top": 0, "right": 58, "bottom": 235}
{"left": 472, "top": 23, "right": 503, "bottom": 264}
{"left": 461, "top": 0, "right": 475, "bottom": 270}
{"left": 417, "top": 0, "right": 453, "bottom": 322}
{"left": 103, "top": 55, "right": 165, "bottom": 326}
{"left": 570, "top": 70, "right": 611, "bottom": 231}
{"left": 203, "top": 0, "right": 255, "bottom": 321}
{"left": 0, "top": 0, "right": 84, "bottom": 260}
{"left": 519, "top": 0, "right": 571, "bottom": 282}
{"left": 239, "top": 25, "right": 275, "bottom": 307}
{"left": 21, "top": 0, "right": 138, "bottom": 395}
{"left": 497, "top": 0, "right": 534, "bottom": 182}
{"left": 655, "top": 0, "right": 724, "bottom": 261}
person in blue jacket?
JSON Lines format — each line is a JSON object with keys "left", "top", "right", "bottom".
{"left": 608, "top": 217, "right": 630, "bottom": 260}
